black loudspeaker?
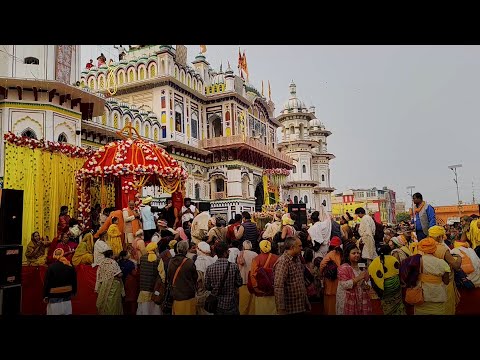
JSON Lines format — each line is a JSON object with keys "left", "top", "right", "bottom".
{"left": 0, "top": 245, "right": 23, "bottom": 287}
{"left": 288, "top": 204, "right": 307, "bottom": 228}
{"left": 0, "top": 189, "right": 24, "bottom": 246}
{"left": 0, "top": 284, "right": 22, "bottom": 316}
{"left": 198, "top": 202, "right": 211, "bottom": 212}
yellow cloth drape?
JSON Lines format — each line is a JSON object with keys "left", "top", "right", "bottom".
{"left": 263, "top": 175, "right": 269, "bottom": 206}
{"left": 4, "top": 143, "right": 85, "bottom": 261}
{"left": 90, "top": 180, "right": 115, "bottom": 209}
{"left": 468, "top": 219, "right": 480, "bottom": 249}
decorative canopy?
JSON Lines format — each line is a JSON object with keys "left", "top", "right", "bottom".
{"left": 76, "top": 122, "right": 187, "bottom": 226}
{"left": 77, "top": 123, "right": 187, "bottom": 191}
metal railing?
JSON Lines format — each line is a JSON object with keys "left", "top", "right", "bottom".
{"left": 212, "top": 191, "right": 226, "bottom": 200}
{"left": 199, "top": 135, "right": 293, "bottom": 165}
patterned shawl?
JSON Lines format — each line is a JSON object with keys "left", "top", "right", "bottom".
{"left": 399, "top": 254, "right": 422, "bottom": 288}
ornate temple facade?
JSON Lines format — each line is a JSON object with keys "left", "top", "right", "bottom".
{"left": 277, "top": 82, "right": 335, "bottom": 211}
{"left": 79, "top": 45, "right": 293, "bottom": 220}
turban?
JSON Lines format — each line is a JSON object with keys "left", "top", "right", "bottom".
{"left": 142, "top": 196, "right": 153, "bottom": 205}
{"left": 197, "top": 241, "right": 211, "bottom": 254}
{"left": 428, "top": 226, "right": 446, "bottom": 239}
{"left": 330, "top": 236, "right": 342, "bottom": 247}
{"left": 53, "top": 248, "right": 71, "bottom": 267}
{"left": 146, "top": 242, "right": 158, "bottom": 262}
{"left": 260, "top": 240, "right": 272, "bottom": 253}
{"left": 418, "top": 237, "right": 437, "bottom": 254}
{"left": 282, "top": 214, "right": 294, "bottom": 226}
{"left": 176, "top": 228, "right": 188, "bottom": 242}
{"left": 454, "top": 241, "right": 470, "bottom": 249}
{"left": 391, "top": 236, "right": 406, "bottom": 248}
{"left": 243, "top": 240, "right": 252, "bottom": 250}
{"left": 169, "top": 240, "right": 177, "bottom": 249}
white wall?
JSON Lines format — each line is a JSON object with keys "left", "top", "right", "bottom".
{"left": 0, "top": 45, "right": 80, "bottom": 83}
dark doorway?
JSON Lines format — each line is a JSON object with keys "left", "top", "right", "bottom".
{"left": 255, "top": 182, "right": 264, "bottom": 212}
{"left": 212, "top": 116, "right": 222, "bottom": 137}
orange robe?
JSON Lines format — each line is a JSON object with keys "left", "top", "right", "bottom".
{"left": 123, "top": 208, "right": 141, "bottom": 235}
{"left": 95, "top": 210, "right": 125, "bottom": 243}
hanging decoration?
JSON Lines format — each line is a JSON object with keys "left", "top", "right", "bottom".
{"left": 4, "top": 132, "right": 94, "bottom": 158}
{"left": 76, "top": 122, "right": 187, "bottom": 228}
{"left": 3, "top": 139, "right": 86, "bottom": 260}
{"left": 263, "top": 168, "right": 290, "bottom": 187}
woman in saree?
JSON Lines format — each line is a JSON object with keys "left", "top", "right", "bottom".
{"left": 55, "top": 232, "right": 77, "bottom": 263}
{"left": 26, "top": 231, "right": 51, "bottom": 266}
{"left": 130, "top": 229, "right": 147, "bottom": 264}
{"left": 319, "top": 236, "right": 343, "bottom": 315}
{"left": 389, "top": 235, "right": 412, "bottom": 264}
{"left": 336, "top": 243, "right": 372, "bottom": 315}
{"left": 95, "top": 249, "right": 124, "bottom": 315}
{"left": 107, "top": 216, "right": 123, "bottom": 257}
{"left": 118, "top": 251, "right": 139, "bottom": 315}
{"left": 72, "top": 232, "right": 94, "bottom": 266}
{"left": 368, "top": 245, "right": 406, "bottom": 315}
{"left": 340, "top": 213, "right": 354, "bottom": 244}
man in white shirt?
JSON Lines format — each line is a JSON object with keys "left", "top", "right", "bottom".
{"left": 140, "top": 197, "right": 157, "bottom": 242}
{"left": 355, "top": 207, "right": 377, "bottom": 265}
{"left": 191, "top": 203, "right": 210, "bottom": 245}
{"left": 181, "top": 198, "right": 198, "bottom": 225}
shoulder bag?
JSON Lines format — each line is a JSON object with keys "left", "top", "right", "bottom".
{"left": 204, "top": 261, "right": 231, "bottom": 314}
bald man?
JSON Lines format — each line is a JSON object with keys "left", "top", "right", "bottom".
{"left": 123, "top": 200, "right": 141, "bottom": 244}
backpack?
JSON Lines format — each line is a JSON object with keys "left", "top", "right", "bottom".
{"left": 247, "top": 253, "right": 274, "bottom": 296}
{"left": 323, "top": 260, "right": 338, "bottom": 280}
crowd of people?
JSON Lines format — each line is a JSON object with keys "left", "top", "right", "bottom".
{"left": 25, "top": 191, "right": 480, "bottom": 316}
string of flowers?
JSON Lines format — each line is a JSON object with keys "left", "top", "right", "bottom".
{"left": 263, "top": 168, "right": 290, "bottom": 176}
{"left": 263, "top": 168, "right": 290, "bottom": 187}
{"left": 4, "top": 132, "right": 94, "bottom": 158}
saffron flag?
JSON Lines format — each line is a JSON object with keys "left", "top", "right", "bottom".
{"left": 200, "top": 45, "right": 207, "bottom": 53}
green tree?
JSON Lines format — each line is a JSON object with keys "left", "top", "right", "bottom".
{"left": 396, "top": 212, "right": 411, "bottom": 223}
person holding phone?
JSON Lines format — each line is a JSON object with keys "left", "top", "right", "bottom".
{"left": 336, "top": 243, "right": 372, "bottom": 315}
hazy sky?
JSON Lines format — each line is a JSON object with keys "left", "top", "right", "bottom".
{"left": 82, "top": 45, "right": 480, "bottom": 207}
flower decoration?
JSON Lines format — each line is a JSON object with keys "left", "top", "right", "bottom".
{"left": 4, "top": 132, "right": 94, "bottom": 158}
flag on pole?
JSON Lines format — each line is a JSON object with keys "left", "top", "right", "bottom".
{"left": 238, "top": 48, "right": 243, "bottom": 78}
{"left": 200, "top": 45, "right": 207, "bottom": 54}
{"left": 242, "top": 50, "right": 249, "bottom": 82}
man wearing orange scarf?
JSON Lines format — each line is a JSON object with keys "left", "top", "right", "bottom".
{"left": 413, "top": 192, "right": 436, "bottom": 241}
{"left": 123, "top": 200, "right": 141, "bottom": 245}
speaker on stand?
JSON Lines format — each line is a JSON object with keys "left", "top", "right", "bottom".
{"left": 0, "top": 189, "right": 24, "bottom": 316}
{"left": 288, "top": 203, "right": 307, "bottom": 229}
